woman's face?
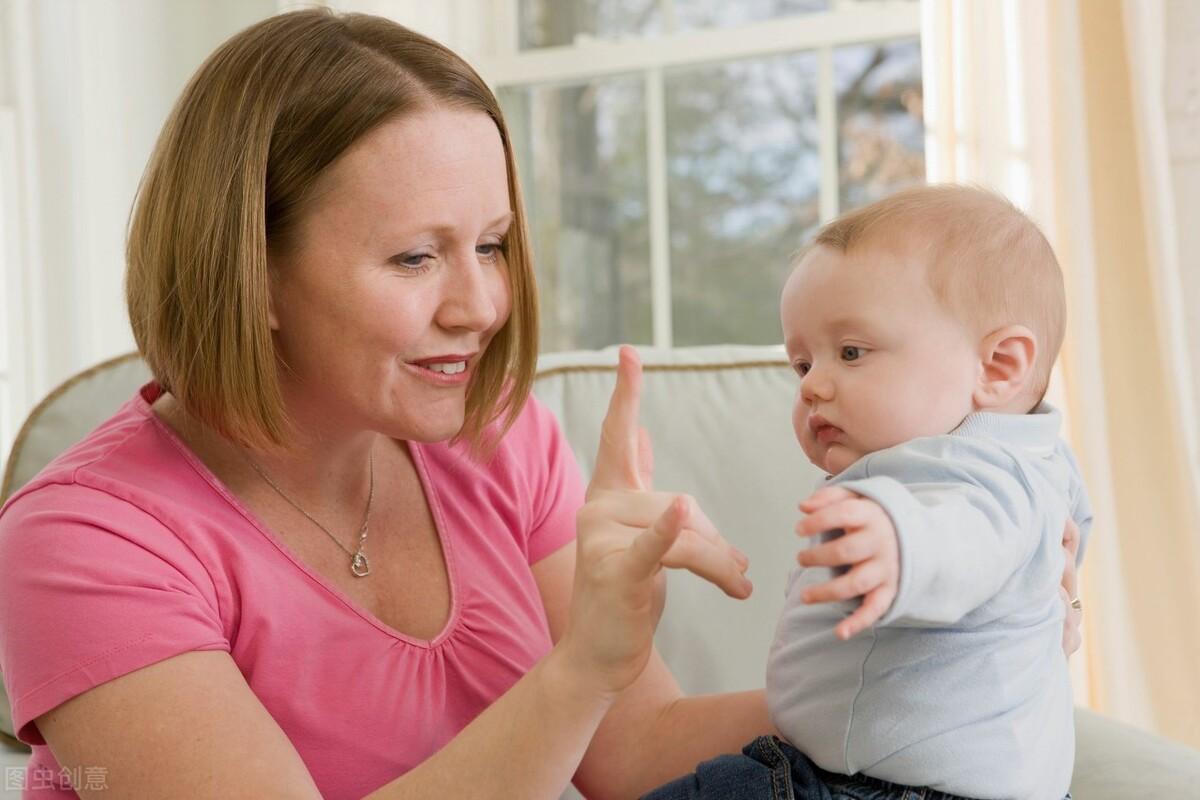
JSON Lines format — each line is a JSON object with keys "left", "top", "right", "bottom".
{"left": 268, "top": 108, "right": 514, "bottom": 443}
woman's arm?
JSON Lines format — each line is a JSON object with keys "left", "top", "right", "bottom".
{"left": 38, "top": 641, "right": 613, "bottom": 800}
{"left": 534, "top": 543, "right": 776, "bottom": 800}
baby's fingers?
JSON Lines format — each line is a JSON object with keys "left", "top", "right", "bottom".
{"left": 800, "top": 561, "right": 885, "bottom": 605}
{"left": 796, "top": 498, "right": 878, "bottom": 538}
{"left": 799, "top": 486, "right": 857, "bottom": 514}
{"left": 835, "top": 585, "right": 894, "bottom": 640}
{"left": 797, "top": 532, "right": 876, "bottom": 568}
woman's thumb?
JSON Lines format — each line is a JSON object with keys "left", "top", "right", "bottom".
{"left": 627, "top": 496, "right": 686, "bottom": 581}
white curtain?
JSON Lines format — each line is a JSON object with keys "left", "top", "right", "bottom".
{"left": 0, "top": 0, "right": 279, "bottom": 422}
{"left": 923, "top": 0, "right": 1200, "bottom": 747}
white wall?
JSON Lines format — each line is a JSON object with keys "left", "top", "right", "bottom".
{"left": 2, "top": 0, "right": 276, "bottom": 417}
{"left": 1, "top": 0, "right": 482, "bottom": 421}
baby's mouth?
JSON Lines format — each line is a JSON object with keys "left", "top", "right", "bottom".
{"left": 813, "top": 424, "right": 842, "bottom": 444}
{"left": 808, "top": 414, "right": 843, "bottom": 444}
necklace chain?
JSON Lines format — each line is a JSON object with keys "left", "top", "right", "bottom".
{"left": 246, "top": 449, "right": 375, "bottom": 578}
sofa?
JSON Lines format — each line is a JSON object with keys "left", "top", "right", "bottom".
{"left": 2, "top": 345, "right": 1199, "bottom": 798}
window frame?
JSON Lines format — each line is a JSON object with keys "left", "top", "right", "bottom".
{"left": 477, "top": 0, "right": 922, "bottom": 348}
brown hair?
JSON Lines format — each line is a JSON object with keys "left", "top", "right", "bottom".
{"left": 126, "top": 8, "right": 538, "bottom": 452}
{"left": 806, "top": 184, "right": 1065, "bottom": 399}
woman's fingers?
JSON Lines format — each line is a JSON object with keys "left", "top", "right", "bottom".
{"left": 1060, "top": 586, "right": 1083, "bottom": 656}
{"left": 637, "top": 426, "right": 655, "bottom": 490}
{"left": 590, "top": 346, "right": 645, "bottom": 495}
{"left": 604, "top": 490, "right": 749, "bottom": 590}
{"left": 626, "top": 496, "right": 687, "bottom": 582}
{"left": 591, "top": 489, "right": 723, "bottom": 543}
{"left": 660, "top": 528, "right": 753, "bottom": 598}
{"left": 1062, "top": 518, "right": 1081, "bottom": 561}
{"left": 1061, "top": 519, "right": 1080, "bottom": 598}
{"left": 1059, "top": 519, "right": 1083, "bottom": 657}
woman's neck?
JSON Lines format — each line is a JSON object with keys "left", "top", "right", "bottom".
{"left": 151, "top": 391, "right": 383, "bottom": 512}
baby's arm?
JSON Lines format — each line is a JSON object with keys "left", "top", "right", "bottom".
{"left": 797, "top": 440, "right": 1052, "bottom": 633}
{"left": 794, "top": 485, "right": 899, "bottom": 639}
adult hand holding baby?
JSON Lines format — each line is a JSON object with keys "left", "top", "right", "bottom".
{"left": 794, "top": 485, "right": 899, "bottom": 640}
{"left": 1060, "top": 519, "right": 1083, "bottom": 656}
{"left": 561, "top": 346, "right": 753, "bottom": 697}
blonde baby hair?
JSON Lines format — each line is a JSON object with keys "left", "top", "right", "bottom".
{"left": 806, "top": 184, "right": 1065, "bottom": 401}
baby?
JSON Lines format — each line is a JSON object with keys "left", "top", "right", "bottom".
{"left": 644, "top": 185, "right": 1091, "bottom": 800}
{"left": 767, "top": 185, "right": 1092, "bottom": 799}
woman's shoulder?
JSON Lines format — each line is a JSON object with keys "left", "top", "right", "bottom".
{"left": 1, "top": 382, "right": 211, "bottom": 524}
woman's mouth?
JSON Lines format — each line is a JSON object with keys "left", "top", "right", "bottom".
{"left": 406, "top": 354, "right": 476, "bottom": 386}
{"left": 423, "top": 361, "right": 466, "bottom": 375}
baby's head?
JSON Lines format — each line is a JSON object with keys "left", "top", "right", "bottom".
{"left": 781, "top": 184, "right": 1066, "bottom": 475}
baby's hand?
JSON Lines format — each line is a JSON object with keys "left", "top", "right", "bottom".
{"left": 795, "top": 486, "right": 899, "bottom": 640}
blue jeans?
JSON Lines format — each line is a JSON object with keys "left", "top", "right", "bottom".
{"left": 641, "top": 736, "right": 1072, "bottom": 800}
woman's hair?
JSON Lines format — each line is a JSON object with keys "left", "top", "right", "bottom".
{"left": 126, "top": 8, "right": 537, "bottom": 452}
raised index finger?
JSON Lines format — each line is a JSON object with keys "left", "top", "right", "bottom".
{"left": 590, "top": 345, "right": 644, "bottom": 492}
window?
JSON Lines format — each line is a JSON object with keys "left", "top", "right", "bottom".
{"left": 483, "top": 0, "right": 924, "bottom": 351}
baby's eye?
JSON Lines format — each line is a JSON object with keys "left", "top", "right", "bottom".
{"left": 841, "top": 346, "right": 863, "bottom": 362}
{"left": 793, "top": 361, "right": 811, "bottom": 377}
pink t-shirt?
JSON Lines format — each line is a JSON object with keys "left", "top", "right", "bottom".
{"left": 0, "top": 382, "right": 584, "bottom": 798}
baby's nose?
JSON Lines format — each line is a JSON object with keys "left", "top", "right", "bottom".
{"left": 800, "top": 366, "right": 835, "bottom": 402}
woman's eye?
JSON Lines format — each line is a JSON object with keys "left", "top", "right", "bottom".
{"left": 841, "top": 346, "right": 863, "bottom": 362}
{"left": 394, "top": 252, "right": 432, "bottom": 270}
{"left": 477, "top": 242, "right": 503, "bottom": 261}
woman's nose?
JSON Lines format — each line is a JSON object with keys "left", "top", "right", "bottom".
{"left": 439, "top": 250, "right": 501, "bottom": 332}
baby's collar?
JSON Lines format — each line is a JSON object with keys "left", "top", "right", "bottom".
{"left": 951, "top": 402, "right": 1061, "bottom": 456}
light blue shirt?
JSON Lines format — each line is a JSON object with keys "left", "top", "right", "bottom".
{"left": 766, "top": 404, "right": 1092, "bottom": 800}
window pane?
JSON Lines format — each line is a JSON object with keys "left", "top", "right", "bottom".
{"left": 518, "top": 0, "right": 828, "bottom": 50}
{"left": 665, "top": 52, "right": 820, "bottom": 346}
{"left": 673, "top": 0, "right": 828, "bottom": 33}
{"left": 519, "top": 0, "right": 660, "bottom": 50}
{"left": 836, "top": 38, "right": 924, "bottom": 211}
{"left": 499, "top": 78, "right": 653, "bottom": 352}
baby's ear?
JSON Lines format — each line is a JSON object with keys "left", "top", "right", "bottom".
{"left": 973, "top": 325, "right": 1037, "bottom": 409}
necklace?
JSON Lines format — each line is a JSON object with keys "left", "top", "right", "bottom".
{"left": 247, "top": 449, "right": 375, "bottom": 578}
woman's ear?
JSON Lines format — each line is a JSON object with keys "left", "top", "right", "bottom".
{"left": 267, "top": 292, "right": 281, "bottom": 331}
{"left": 266, "top": 257, "right": 282, "bottom": 332}
{"left": 974, "top": 325, "right": 1037, "bottom": 410}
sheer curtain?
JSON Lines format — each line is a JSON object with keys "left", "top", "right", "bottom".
{"left": 923, "top": 0, "right": 1200, "bottom": 747}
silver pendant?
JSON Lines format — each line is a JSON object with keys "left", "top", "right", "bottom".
{"left": 351, "top": 551, "right": 371, "bottom": 577}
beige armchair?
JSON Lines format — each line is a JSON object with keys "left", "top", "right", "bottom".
{"left": 2, "top": 348, "right": 1198, "bottom": 798}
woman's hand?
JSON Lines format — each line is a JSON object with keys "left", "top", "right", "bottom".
{"left": 1060, "top": 519, "right": 1083, "bottom": 656}
{"left": 559, "top": 346, "right": 752, "bottom": 699}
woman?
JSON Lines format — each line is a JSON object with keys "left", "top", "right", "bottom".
{"left": 0, "top": 10, "right": 1080, "bottom": 799}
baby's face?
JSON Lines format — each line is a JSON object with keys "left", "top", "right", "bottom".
{"left": 781, "top": 244, "right": 980, "bottom": 475}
